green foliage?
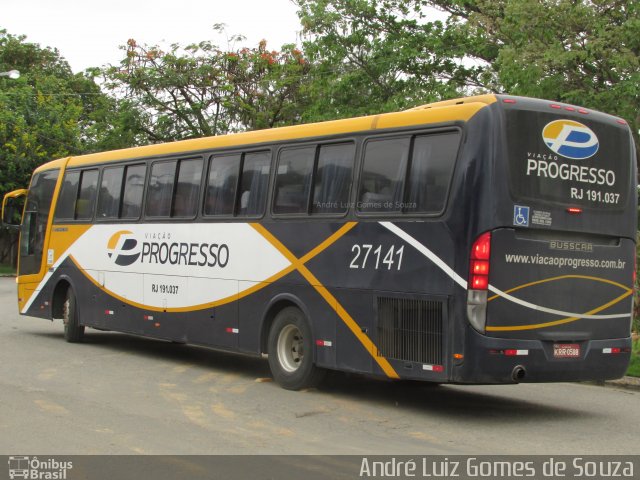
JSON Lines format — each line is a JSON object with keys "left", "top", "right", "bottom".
{"left": 296, "top": 0, "right": 640, "bottom": 145}
{"left": 296, "top": 0, "right": 477, "bottom": 121}
{"left": 490, "top": 0, "right": 640, "bottom": 153}
{"left": 0, "top": 263, "right": 16, "bottom": 275}
{"left": 101, "top": 29, "right": 312, "bottom": 142}
{"left": 635, "top": 231, "right": 640, "bottom": 333}
{"left": 0, "top": 30, "right": 137, "bottom": 198}
{"left": 627, "top": 337, "right": 640, "bottom": 377}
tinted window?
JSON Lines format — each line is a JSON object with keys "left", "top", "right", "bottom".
{"left": 172, "top": 158, "right": 203, "bottom": 217}
{"left": 97, "top": 167, "right": 124, "bottom": 219}
{"left": 405, "top": 132, "right": 459, "bottom": 213}
{"left": 55, "top": 170, "right": 80, "bottom": 220}
{"left": 75, "top": 170, "right": 98, "bottom": 220}
{"left": 146, "top": 161, "right": 177, "bottom": 217}
{"left": 205, "top": 155, "right": 239, "bottom": 216}
{"left": 312, "top": 143, "right": 354, "bottom": 214}
{"left": 274, "top": 147, "right": 315, "bottom": 214}
{"left": 505, "top": 110, "right": 629, "bottom": 209}
{"left": 121, "top": 164, "right": 146, "bottom": 219}
{"left": 238, "top": 152, "right": 270, "bottom": 217}
{"left": 358, "top": 138, "right": 409, "bottom": 213}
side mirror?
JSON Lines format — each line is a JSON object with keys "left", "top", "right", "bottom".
{"left": 2, "top": 189, "right": 27, "bottom": 229}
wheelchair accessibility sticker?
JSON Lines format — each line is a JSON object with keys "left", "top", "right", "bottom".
{"left": 514, "top": 205, "right": 530, "bottom": 227}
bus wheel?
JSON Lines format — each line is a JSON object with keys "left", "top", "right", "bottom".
{"left": 267, "top": 306, "right": 325, "bottom": 390}
{"left": 63, "top": 287, "right": 85, "bottom": 343}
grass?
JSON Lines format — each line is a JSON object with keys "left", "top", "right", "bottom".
{"left": 0, "top": 264, "right": 16, "bottom": 275}
{"left": 627, "top": 337, "right": 640, "bottom": 378}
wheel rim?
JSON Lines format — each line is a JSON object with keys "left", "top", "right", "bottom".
{"left": 277, "top": 324, "right": 304, "bottom": 373}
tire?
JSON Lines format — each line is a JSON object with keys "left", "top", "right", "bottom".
{"left": 267, "top": 306, "right": 325, "bottom": 390}
{"left": 63, "top": 287, "right": 85, "bottom": 343}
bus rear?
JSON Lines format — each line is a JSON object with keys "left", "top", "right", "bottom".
{"left": 459, "top": 96, "right": 636, "bottom": 383}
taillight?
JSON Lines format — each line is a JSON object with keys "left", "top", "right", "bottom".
{"left": 467, "top": 232, "right": 492, "bottom": 333}
{"left": 469, "top": 232, "right": 491, "bottom": 291}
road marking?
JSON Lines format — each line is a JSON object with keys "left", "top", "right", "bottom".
{"left": 34, "top": 399, "right": 69, "bottom": 415}
{"left": 193, "top": 372, "right": 218, "bottom": 384}
{"left": 37, "top": 368, "right": 57, "bottom": 380}
{"left": 211, "top": 402, "right": 235, "bottom": 420}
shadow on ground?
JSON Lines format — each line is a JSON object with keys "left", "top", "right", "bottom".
{"left": 27, "top": 326, "right": 595, "bottom": 424}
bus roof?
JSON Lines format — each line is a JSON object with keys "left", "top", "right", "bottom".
{"left": 34, "top": 94, "right": 498, "bottom": 173}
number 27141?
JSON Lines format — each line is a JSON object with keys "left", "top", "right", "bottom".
{"left": 349, "top": 244, "right": 404, "bottom": 270}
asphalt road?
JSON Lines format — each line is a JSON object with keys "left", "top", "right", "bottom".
{"left": 0, "top": 277, "right": 638, "bottom": 456}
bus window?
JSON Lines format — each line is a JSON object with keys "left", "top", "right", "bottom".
{"left": 505, "top": 110, "right": 629, "bottom": 209}
{"left": 172, "top": 158, "right": 203, "bottom": 218}
{"left": 237, "top": 151, "right": 270, "bottom": 217}
{"left": 405, "top": 132, "right": 460, "bottom": 213}
{"left": 146, "top": 161, "right": 177, "bottom": 217}
{"left": 97, "top": 166, "right": 124, "bottom": 219}
{"left": 54, "top": 170, "right": 80, "bottom": 221}
{"left": 274, "top": 146, "right": 315, "bottom": 214}
{"left": 358, "top": 138, "right": 409, "bottom": 213}
{"left": 75, "top": 170, "right": 99, "bottom": 221}
{"left": 121, "top": 164, "right": 146, "bottom": 219}
{"left": 312, "top": 143, "right": 354, "bottom": 214}
{"left": 205, "top": 154, "right": 240, "bottom": 216}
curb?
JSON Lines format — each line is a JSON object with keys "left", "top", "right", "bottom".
{"left": 604, "top": 376, "right": 640, "bottom": 391}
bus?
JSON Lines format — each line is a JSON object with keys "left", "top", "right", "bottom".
{"left": 3, "top": 94, "right": 636, "bottom": 390}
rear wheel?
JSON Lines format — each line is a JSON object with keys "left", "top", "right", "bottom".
{"left": 268, "top": 306, "right": 325, "bottom": 390}
{"left": 63, "top": 287, "right": 84, "bottom": 343}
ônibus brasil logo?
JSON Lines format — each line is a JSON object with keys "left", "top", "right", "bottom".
{"left": 542, "top": 119, "right": 599, "bottom": 160}
{"left": 107, "top": 230, "right": 141, "bottom": 266}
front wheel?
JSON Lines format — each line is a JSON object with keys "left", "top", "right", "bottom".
{"left": 267, "top": 306, "right": 325, "bottom": 390}
{"left": 63, "top": 287, "right": 84, "bottom": 343}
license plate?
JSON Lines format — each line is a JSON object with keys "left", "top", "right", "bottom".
{"left": 553, "top": 343, "right": 581, "bottom": 358}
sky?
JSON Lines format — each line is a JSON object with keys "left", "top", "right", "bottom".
{"left": 2, "top": 0, "right": 303, "bottom": 72}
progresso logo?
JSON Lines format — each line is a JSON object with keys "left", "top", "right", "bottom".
{"left": 542, "top": 119, "right": 599, "bottom": 160}
{"left": 107, "top": 230, "right": 141, "bottom": 266}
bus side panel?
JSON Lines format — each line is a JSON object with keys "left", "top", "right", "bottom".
{"left": 238, "top": 273, "right": 340, "bottom": 370}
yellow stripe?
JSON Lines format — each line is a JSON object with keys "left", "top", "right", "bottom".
{"left": 70, "top": 223, "right": 400, "bottom": 376}
{"left": 299, "top": 222, "right": 358, "bottom": 263}
{"left": 69, "top": 255, "right": 297, "bottom": 313}
{"left": 486, "top": 289, "right": 632, "bottom": 331}
{"left": 250, "top": 223, "right": 400, "bottom": 379}
{"left": 488, "top": 274, "right": 630, "bottom": 302}
{"left": 66, "top": 222, "right": 356, "bottom": 314}
{"left": 35, "top": 99, "right": 491, "bottom": 171}
{"left": 486, "top": 274, "right": 632, "bottom": 332}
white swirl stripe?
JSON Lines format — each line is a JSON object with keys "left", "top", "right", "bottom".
{"left": 379, "top": 222, "right": 630, "bottom": 320}
{"left": 379, "top": 221, "right": 468, "bottom": 288}
{"left": 21, "top": 253, "right": 70, "bottom": 314}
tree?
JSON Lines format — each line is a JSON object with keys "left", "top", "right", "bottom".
{"left": 482, "top": 0, "right": 639, "bottom": 149}
{"left": 0, "top": 30, "right": 133, "bottom": 264}
{"left": 295, "top": 0, "right": 492, "bottom": 121}
{"left": 0, "top": 30, "right": 140, "bottom": 195}
{"left": 295, "top": 0, "right": 640, "bottom": 150}
{"left": 101, "top": 27, "right": 312, "bottom": 143}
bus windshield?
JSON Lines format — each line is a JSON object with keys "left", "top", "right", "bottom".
{"left": 19, "top": 169, "right": 59, "bottom": 276}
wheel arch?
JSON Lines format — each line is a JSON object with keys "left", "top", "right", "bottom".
{"left": 259, "top": 293, "right": 314, "bottom": 356}
{"left": 50, "top": 275, "right": 76, "bottom": 320}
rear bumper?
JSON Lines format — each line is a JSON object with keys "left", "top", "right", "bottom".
{"left": 452, "top": 327, "right": 631, "bottom": 384}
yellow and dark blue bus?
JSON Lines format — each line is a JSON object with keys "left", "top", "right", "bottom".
{"left": 3, "top": 94, "right": 636, "bottom": 389}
